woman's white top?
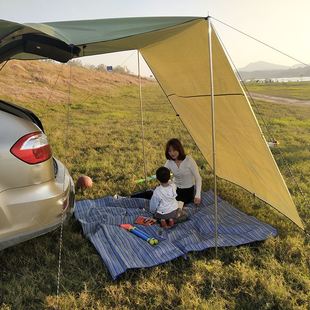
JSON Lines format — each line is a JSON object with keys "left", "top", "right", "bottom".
{"left": 164, "top": 155, "right": 202, "bottom": 198}
{"left": 149, "top": 182, "right": 179, "bottom": 215}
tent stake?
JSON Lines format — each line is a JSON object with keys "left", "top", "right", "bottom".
{"left": 207, "top": 18, "right": 219, "bottom": 258}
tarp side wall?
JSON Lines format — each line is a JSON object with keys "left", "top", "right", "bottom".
{"left": 141, "top": 19, "right": 304, "bottom": 229}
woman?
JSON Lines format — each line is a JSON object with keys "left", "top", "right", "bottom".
{"left": 164, "top": 138, "right": 202, "bottom": 205}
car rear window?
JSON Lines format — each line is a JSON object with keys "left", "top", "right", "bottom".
{"left": 0, "top": 99, "right": 44, "bottom": 132}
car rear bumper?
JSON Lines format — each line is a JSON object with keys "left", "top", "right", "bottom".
{"left": 0, "top": 159, "right": 75, "bottom": 250}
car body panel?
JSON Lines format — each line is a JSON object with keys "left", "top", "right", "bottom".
{"left": 0, "top": 158, "right": 75, "bottom": 250}
{"left": 0, "top": 110, "right": 54, "bottom": 192}
{"left": 0, "top": 105, "right": 75, "bottom": 250}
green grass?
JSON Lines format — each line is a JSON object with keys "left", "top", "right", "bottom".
{"left": 0, "top": 62, "right": 309, "bottom": 309}
{"left": 246, "top": 81, "right": 310, "bottom": 100}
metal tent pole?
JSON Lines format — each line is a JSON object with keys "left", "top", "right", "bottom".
{"left": 137, "top": 50, "right": 148, "bottom": 190}
{"left": 57, "top": 49, "right": 73, "bottom": 308}
{"left": 207, "top": 17, "right": 219, "bottom": 257}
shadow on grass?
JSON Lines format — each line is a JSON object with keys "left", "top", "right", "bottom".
{"left": 1, "top": 216, "right": 309, "bottom": 310}
{"left": 0, "top": 214, "right": 223, "bottom": 309}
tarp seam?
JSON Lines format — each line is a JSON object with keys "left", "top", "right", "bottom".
{"left": 167, "top": 93, "right": 244, "bottom": 98}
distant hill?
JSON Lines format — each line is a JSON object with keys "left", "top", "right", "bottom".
{"left": 238, "top": 61, "right": 310, "bottom": 80}
{"left": 0, "top": 60, "right": 149, "bottom": 105}
{"left": 239, "top": 61, "right": 290, "bottom": 72}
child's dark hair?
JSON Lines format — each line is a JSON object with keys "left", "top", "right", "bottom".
{"left": 156, "top": 166, "right": 171, "bottom": 183}
{"left": 165, "top": 138, "right": 186, "bottom": 160}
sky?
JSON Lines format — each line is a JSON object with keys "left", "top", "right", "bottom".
{"left": 1, "top": 0, "right": 310, "bottom": 76}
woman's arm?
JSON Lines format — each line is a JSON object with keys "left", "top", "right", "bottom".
{"left": 189, "top": 156, "right": 202, "bottom": 201}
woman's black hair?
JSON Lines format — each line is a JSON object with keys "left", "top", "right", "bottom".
{"left": 165, "top": 138, "right": 186, "bottom": 160}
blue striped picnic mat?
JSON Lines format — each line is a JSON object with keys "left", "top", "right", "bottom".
{"left": 74, "top": 191, "right": 277, "bottom": 279}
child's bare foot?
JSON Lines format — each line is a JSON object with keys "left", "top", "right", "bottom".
{"left": 160, "top": 219, "right": 168, "bottom": 228}
{"left": 168, "top": 218, "right": 174, "bottom": 228}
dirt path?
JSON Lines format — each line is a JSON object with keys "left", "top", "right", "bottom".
{"left": 249, "top": 92, "right": 310, "bottom": 106}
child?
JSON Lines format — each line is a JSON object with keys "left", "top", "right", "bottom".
{"left": 149, "top": 166, "right": 187, "bottom": 228}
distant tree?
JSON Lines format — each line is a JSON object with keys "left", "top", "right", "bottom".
{"left": 39, "top": 59, "right": 56, "bottom": 64}
{"left": 113, "top": 65, "right": 131, "bottom": 74}
{"left": 68, "top": 59, "right": 84, "bottom": 67}
{"left": 96, "top": 64, "right": 107, "bottom": 72}
{"left": 83, "top": 64, "right": 97, "bottom": 71}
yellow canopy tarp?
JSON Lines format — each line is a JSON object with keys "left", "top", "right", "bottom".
{"left": 141, "top": 19, "right": 304, "bottom": 229}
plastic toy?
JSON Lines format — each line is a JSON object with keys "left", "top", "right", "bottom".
{"left": 135, "top": 174, "right": 156, "bottom": 184}
{"left": 136, "top": 172, "right": 173, "bottom": 184}
{"left": 135, "top": 216, "right": 157, "bottom": 226}
{"left": 120, "top": 223, "right": 159, "bottom": 245}
{"left": 76, "top": 175, "right": 93, "bottom": 193}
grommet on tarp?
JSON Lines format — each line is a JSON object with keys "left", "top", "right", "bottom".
{"left": 82, "top": 45, "right": 87, "bottom": 56}
{"left": 268, "top": 140, "right": 280, "bottom": 148}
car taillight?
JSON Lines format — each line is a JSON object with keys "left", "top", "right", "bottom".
{"left": 10, "top": 131, "right": 52, "bottom": 164}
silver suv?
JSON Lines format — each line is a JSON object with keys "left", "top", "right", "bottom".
{"left": 0, "top": 99, "right": 75, "bottom": 250}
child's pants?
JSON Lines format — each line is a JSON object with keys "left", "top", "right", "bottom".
{"left": 154, "top": 207, "right": 187, "bottom": 223}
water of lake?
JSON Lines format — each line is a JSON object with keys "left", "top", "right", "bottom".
{"left": 271, "top": 76, "right": 310, "bottom": 82}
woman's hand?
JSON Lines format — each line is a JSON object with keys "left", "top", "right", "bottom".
{"left": 194, "top": 197, "right": 201, "bottom": 205}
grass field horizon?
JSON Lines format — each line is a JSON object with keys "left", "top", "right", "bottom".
{"left": 0, "top": 60, "right": 309, "bottom": 309}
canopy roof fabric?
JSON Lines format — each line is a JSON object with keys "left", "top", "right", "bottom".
{"left": 0, "top": 17, "right": 200, "bottom": 61}
{"left": 0, "top": 17, "right": 303, "bottom": 229}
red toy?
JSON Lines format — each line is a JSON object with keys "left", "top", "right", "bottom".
{"left": 135, "top": 216, "right": 157, "bottom": 226}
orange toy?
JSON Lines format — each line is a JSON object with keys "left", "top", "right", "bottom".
{"left": 76, "top": 175, "right": 93, "bottom": 192}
